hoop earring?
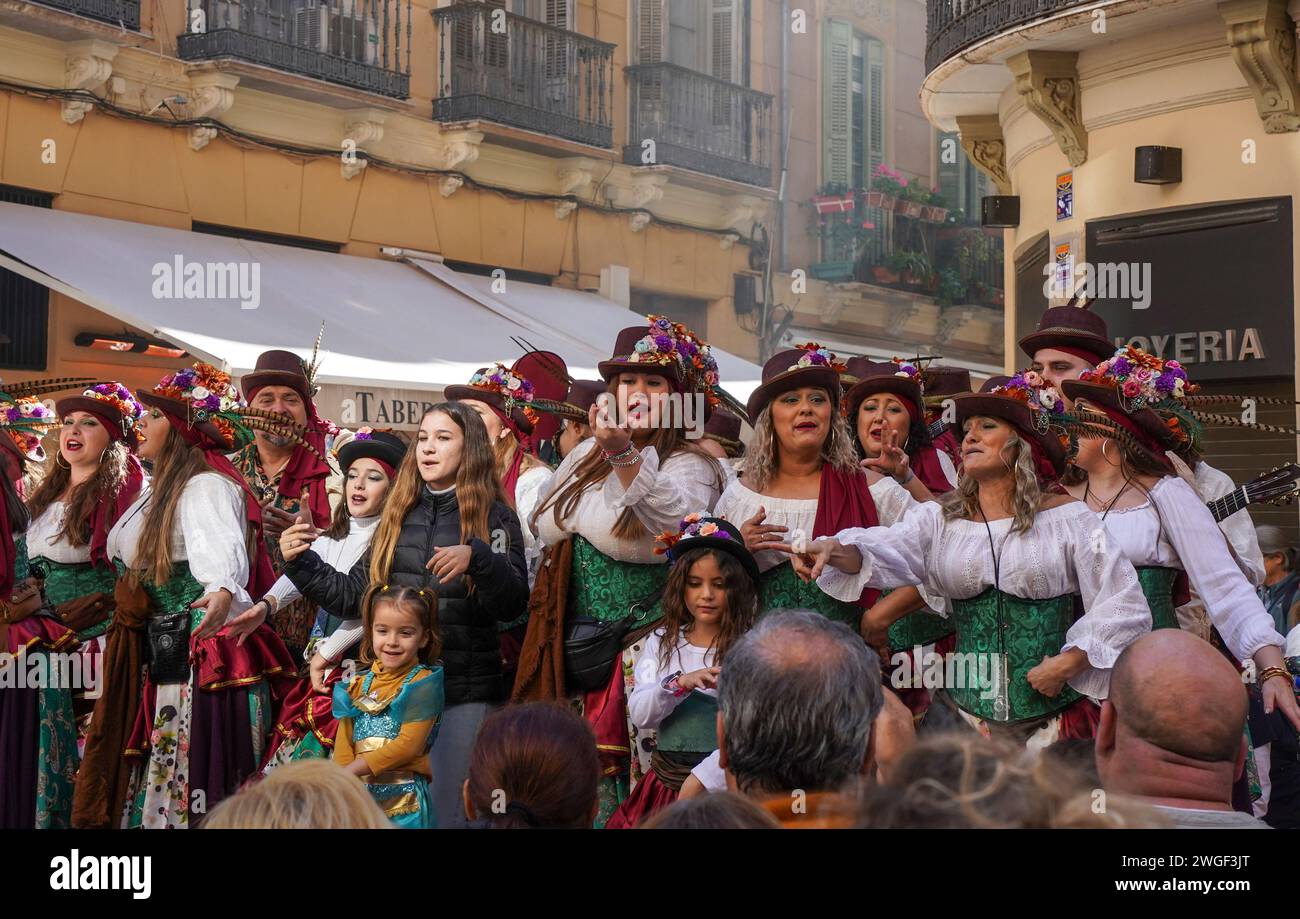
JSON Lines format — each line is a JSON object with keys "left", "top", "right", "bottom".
{"left": 55, "top": 452, "right": 71, "bottom": 470}
{"left": 1101, "top": 439, "right": 1116, "bottom": 466}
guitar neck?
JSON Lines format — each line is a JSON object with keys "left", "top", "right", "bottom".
{"left": 928, "top": 419, "right": 946, "bottom": 440}
{"left": 1207, "top": 486, "right": 1249, "bottom": 523}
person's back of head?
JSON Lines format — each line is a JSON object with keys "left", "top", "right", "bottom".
{"left": 465, "top": 702, "right": 600, "bottom": 829}
{"left": 640, "top": 791, "right": 781, "bottom": 829}
{"left": 1097, "top": 630, "right": 1246, "bottom": 808}
{"left": 718, "top": 608, "right": 882, "bottom": 798}
{"left": 858, "top": 732, "right": 1160, "bottom": 829}
{"left": 202, "top": 760, "right": 391, "bottom": 829}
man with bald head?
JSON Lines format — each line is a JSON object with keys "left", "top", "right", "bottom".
{"left": 1095, "top": 630, "right": 1270, "bottom": 828}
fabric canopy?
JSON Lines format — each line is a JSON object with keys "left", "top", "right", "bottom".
{"left": 0, "top": 201, "right": 762, "bottom": 401}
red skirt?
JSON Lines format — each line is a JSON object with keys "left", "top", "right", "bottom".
{"left": 261, "top": 663, "right": 344, "bottom": 767}
{"left": 605, "top": 768, "right": 678, "bottom": 829}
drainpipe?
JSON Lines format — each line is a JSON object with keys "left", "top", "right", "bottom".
{"left": 778, "top": 0, "right": 789, "bottom": 273}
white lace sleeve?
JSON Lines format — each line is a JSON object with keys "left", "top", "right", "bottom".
{"left": 603, "top": 448, "right": 722, "bottom": 532}
{"left": 868, "top": 475, "right": 918, "bottom": 527}
{"left": 1059, "top": 506, "right": 1152, "bottom": 699}
{"left": 179, "top": 473, "right": 253, "bottom": 611}
{"left": 1153, "top": 478, "right": 1283, "bottom": 660}
{"left": 816, "top": 501, "right": 942, "bottom": 602}
{"left": 937, "top": 450, "right": 959, "bottom": 489}
{"left": 1197, "top": 461, "right": 1265, "bottom": 587}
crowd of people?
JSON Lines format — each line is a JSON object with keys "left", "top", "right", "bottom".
{"left": 1, "top": 304, "right": 1299, "bottom": 830}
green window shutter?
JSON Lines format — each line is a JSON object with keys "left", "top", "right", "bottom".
{"left": 865, "top": 35, "right": 885, "bottom": 185}
{"left": 937, "top": 130, "right": 961, "bottom": 212}
{"left": 822, "top": 19, "right": 853, "bottom": 188}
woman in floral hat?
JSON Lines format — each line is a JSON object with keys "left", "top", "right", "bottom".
{"left": 74, "top": 363, "right": 303, "bottom": 828}
{"left": 715, "top": 343, "right": 922, "bottom": 632}
{"left": 25, "top": 384, "right": 146, "bottom": 748}
{"left": 0, "top": 385, "right": 78, "bottom": 828}
{"left": 1059, "top": 348, "right": 1300, "bottom": 739}
{"left": 783, "top": 375, "right": 1152, "bottom": 746}
{"left": 529, "top": 316, "right": 725, "bottom": 826}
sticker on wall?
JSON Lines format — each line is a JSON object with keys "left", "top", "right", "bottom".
{"left": 1053, "top": 238, "right": 1075, "bottom": 299}
{"left": 1056, "top": 171, "right": 1074, "bottom": 221}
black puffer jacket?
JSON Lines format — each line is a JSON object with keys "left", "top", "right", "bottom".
{"left": 284, "top": 486, "right": 528, "bottom": 705}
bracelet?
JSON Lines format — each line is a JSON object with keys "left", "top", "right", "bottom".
{"left": 895, "top": 467, "right": 915, "bottom": 485}
{"left": 1259, "top": 666, "right": 1291, "bottom": 686}
{"left": 660, "top": 670, "right": 686, "bottom": 696}
{"left": 603, "top": 443, "right": 636, "bottom": 460}
{"left": 606, "top": 447, "right": 642, "bottom": 468}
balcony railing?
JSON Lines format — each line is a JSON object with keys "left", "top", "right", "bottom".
{"left": 431, "top": 3, "right": 615, "bottom": 148}
{"left": 625, "top": 62, "right": 772, "bottom": 187}
{"left": 178, "top": 0, "right": 411, "bottom": 99}
{"left": 34, "top": 0, "right": 140, "bottom": 28}
{"left": 926, "top": 0, "right": 1094, "bottom": 72}
{"left": 811, "top": 190, "right": 1004, "bottom": 308}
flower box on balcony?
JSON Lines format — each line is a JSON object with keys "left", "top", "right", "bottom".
{"left": 922, "top": 206, "right": 949, "bottom": 223}
{"left": 812, "top": 194, "right": 856, "bottom": 215}
{"left": 872, "top": 265, "right": 901, "bottom": 285}
{"left": 895, "top": 199, "right": 923, "bottom": 219}
{"left": 864, "top": 191, "right": 896, "bottom": 210}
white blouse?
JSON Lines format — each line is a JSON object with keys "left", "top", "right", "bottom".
{"left": 936, "top": 450, "right": 959, "bottom": 489}
{"left": 627, "top": 628, "right": 718, "bottom": 731}
{"left": 1098, "top": 476, "right": 1283, "bottom": 661}
{"left": 816, "top": 500, "right": 1153, "bottom": 700}
{"left": 1196, "top": 460, "right": 1266, "bottom": 588}
{"left": 515, "top": 463, "right": 553, "bottom": 589}
{"left": 25, "top": 501, "right": 91, "bottom": 564}
{"left": 714, "top": 474, "right": 917, "bottom": 574}
{"left": 266, "top": 513, "right": 380, "bottom": 663}
{"left": 534, "top": 439, "right": 724, "bottom": 564}
{"left": 107, "top": 472, "right": 254, "bottom": 611}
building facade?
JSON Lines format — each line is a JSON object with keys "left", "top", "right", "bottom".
{"left": 921, "top": 0, "right": 1300, "bottom": 531}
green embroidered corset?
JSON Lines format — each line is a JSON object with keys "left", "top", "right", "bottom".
{"left": 114, "top": 559, "right": 207, "bottom": 629}
{"left": 568, "top": 536, "right": 666, "bottom": 624}
{"left": 31, "top": 558, "right": 118, "bottom": 639}
{"left": 886, "top": 582, "right": 955, "bottom": 649}
{"left": 948, "top": 587, "right": 1082, "bottom": 724}
{"left": 759, "top": 562, "right": 861, "bottom": 626}
{"left": 656, "top": 691, "right": 719, "bottom": 755}
{"left": 1136, "top": 566, "right": 1180, "bottom": 631}
{"left": 14, "top": 535, "right": 28, "bottom": 583}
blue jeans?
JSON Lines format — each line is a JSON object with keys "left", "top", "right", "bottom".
{"left": 429, "top": 702, "right": 495, "bottom": 829}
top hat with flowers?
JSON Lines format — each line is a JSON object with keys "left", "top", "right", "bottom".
{"left": 598, "top": 315, "right": 722, "bottom": 410}
{"left": 445, "top": 362, "right": 542, "bottom": 436}
{"left": 843, "top": 357, "right": 925, "bottom": 424}
{"left": 56, "top": 382, "right": 146, "bottom": 449}
{"left": 745, "top": 342, "right": 848, "bottom": 425}
{"left": 0, "top": 393, "right": 57, "bottom": 467}
{"left": 336, "top": 428, "right": 406, "bottom": 478}
{"left": 951, "top": 372, "right": 1071, "bottom": 479}
{"left": 654, "top": 513, "right": 759, "bottom": 584}
{"left": 140, "top": 361, "right": 322, "bottom": 456}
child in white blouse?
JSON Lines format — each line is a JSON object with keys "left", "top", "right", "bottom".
{"left": 607, "top": 514, "right": 760, "bottom": 829}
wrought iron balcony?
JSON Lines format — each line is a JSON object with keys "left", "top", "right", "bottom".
{"left": 32, "top": 0, "right": 140, "bottom": 28}
{"left": 431, "top": 3, "right": 615, "bottom": 148}
{"left": 624, "top": 62, "right": 772, "bottom": 187}
{"left": 177, "top": 0, "right": 411, "bottom": 99}
{"left": 926, "top": 0, "right": 1094, "bottom": 72}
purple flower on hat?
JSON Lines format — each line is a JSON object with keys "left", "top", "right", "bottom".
{"left": 654, "top": 335, "right": 673, "bottom": 352}
{"left": 1112, "top": 357, "right": 1133, "bottom": 376}
{"left": 6, "top": 407, "right": 21, "bottom": 423}
{"left": 1154, "top": 371, "right": 1177, "bottom": 394}
{"left": 654, "top": 318, "right": 672, "bottom": 331}
{"left": 202, "top": 394, "right": 221, "bottom": 410}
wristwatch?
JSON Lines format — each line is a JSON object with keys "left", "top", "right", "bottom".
{"left": 661, "top": 670, "right": 685, "bottom": 696}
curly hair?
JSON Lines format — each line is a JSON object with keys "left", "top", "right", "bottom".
{"left": 657, "top": 547, "right": 759, "bottom": 672}
{"left": 738, "top": 396, "right": 860, "bottom": 492}
{"left": 941, "top": 429, "right": 1042, "bottom": 535}
{"left": 26, "top": 441, "right": 132, "bottom": 547}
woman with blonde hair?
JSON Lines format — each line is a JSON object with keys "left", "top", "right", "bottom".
{"left": 783, "top": 375, "right": 1152, "bottom": 746}
{"left": 203, "top": 759, "right": 391, "bottom": 829}
{"left": 280, "top": 401, "right": 528, "bottom": 828}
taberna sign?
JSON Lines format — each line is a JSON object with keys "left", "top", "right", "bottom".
{"left": 314, "top": 383, "right": 443, "bottom": 432}
{"left": 1113, "top": 329, "right": 1266, "bottom": 367}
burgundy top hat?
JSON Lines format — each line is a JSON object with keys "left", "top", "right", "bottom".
{"left": 950, "top": 376, "right": 1069, "bottom": 477}
{"left": 55, "top": 382, "right": 145, "bottom": 449}
{"left": 564, "top": 379, "right": 607, "bottom": 418}
{"left": 920, "top": 365, "right": 973, "bottom": 402}
{"left": 1018, "top": 298, "right": 1114, "bottom": 365}
{"left": 443, "top": 363, "right": 539, "bottom": 436}
{"left": 745, "top": 343, "right": 846, "bottom": 425}
{"left": 597, "top": 317, "right": 720, "bottom": 407}
{"left": 241, "top": 349, "right": 314, "bottom": 404}
{"left": 842, "top": 357, "right": 924, "bottom": 424}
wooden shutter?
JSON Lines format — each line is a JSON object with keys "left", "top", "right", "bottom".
{"left": 709, "top": 0, "right": 741, "bottom": 83}
{"left": 937, "top": 130, "right": 961, "bottom": 212}
{"left": 865, "top": 36, "right": 885, "bottom": 182}
{"left": 637, "top": 0, "right": 665, "bottom": 64}
{"left": 822, "top": 19, "right": 853, "bottom": 187}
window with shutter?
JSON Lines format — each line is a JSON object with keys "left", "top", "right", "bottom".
{"left": 865, "top": 36, "right": 885, "bottom": 182}
{"left": 637, "top": 0, "right": 665, "bottom": 64}
{"left": 709, "top": 0, "right": 740, "bottom": 84}
{"left": 821, "top": 20, "right": 853, "bottom": 189}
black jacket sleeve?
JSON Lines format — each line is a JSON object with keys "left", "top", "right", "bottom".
{"left": 466, "top": 503, "right": 530, "bottom": 624}
{"left": 283, "top": 545, "right": 372, "bottom": 621}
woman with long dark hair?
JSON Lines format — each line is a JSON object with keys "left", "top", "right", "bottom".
{"left": 528, "top": 317, "right": 725, "bottom": 826}
{"left": 1058, "top": 349, "right": 1300, "bottom": 733}
{"left": 785, "top": 376, "right": 1152, "bottom": 746}
{"left": 81, "top": 363, "right": 300, "bottom": 828}
{"left": 280, "top": 401, "right": 528, "bottom": 829}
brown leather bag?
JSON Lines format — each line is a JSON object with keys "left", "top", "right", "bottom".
{"left": 56, "top": 591, "right": 114, "bottom": 635}
{"left": 510, "top": 538, "right": 572, "bottom": 703}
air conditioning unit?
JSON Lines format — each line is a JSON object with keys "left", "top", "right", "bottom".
{"left": 292, "top": 1, "right": 330, "bottom": 51}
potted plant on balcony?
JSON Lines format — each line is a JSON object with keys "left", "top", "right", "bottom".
{"left": 867, "top": 165, "right": 903, "bottom": 210}
{"left": 893, "top": 182, "right": 925, "bottom": 220}
{"left": 811, "top": 182, "right": 856, "bottom": 216}
{"left": 888, "top": 249, "right": 931, "bottom": 288}
{"left": 921, "top": 188, "right": 949, "bottom": 223}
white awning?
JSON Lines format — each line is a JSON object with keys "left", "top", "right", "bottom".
{"left": 0, "top": 202, "right": 762, "bottom": 401}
